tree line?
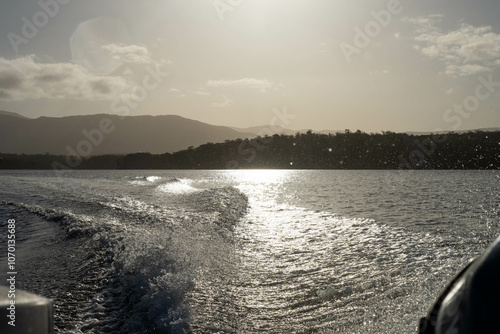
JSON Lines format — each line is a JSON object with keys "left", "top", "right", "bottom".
{"left": 1, "top": 130, "right": 499, "bottom": 170}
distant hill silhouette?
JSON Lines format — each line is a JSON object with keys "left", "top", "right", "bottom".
{"left": 0, "top": 113, "right": 254, "bottom": 155}
{"left": 0, "top": 110, "right": 30, "bottom": 119}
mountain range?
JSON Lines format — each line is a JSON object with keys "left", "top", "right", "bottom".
{"left": 0, "top": 111, "right": 256, "bottom": 155}
{"left": 2, "top": 111, "right": 498, "bottom": 156}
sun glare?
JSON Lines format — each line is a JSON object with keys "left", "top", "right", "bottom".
{"left": 227, "top": 169, "right": 292, "bottom": 184}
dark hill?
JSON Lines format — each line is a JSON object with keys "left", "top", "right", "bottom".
{"left": 0, "top": 113, "right": 254, "bottom": 155}
{"left": 0, "top": 110, "right": 30, "bottom": 119}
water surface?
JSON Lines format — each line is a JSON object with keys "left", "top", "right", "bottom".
{"left": 1, "top": 170, "right": 498, "bottom": 333}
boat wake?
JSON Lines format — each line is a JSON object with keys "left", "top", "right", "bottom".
{"left": 1, "top": 185, "right": 248, "bottom": 333}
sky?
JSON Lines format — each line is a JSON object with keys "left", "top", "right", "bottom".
{"left": 1, "top": 0, "right": 500, "bottom": 133}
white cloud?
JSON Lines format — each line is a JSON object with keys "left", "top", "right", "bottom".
{"left": 368, "top": 70, "right": 390, "bottom": 76}
{"left": 101, "top": 43, "right": 153, "bottom": 65}
{"left": 420, "top": 45, "right": 440, "bottom": 58}
{"left": 190, "top": 90, "right": 211, "bottom": 96}
{"left": 211, "top": 95, "right": 232, "bottom": 108}
{"left": 404, "top": 14, "right": 443, "bottom": 34}
{"left": 0, "top": 55, "right": 133, "bottom": 101}
{"left": 207, "top": 78, "right": 274, "bottom": 92}
{"left": 445, "top": 87, "right": 455, "bottom": 95}
{"left": 168, "top": 88, "right": 210, "bottom": 98}
{"left": 445, "top": 64, "right": 490, "bottom": 77}
{"left": 407, "top": 15, "right": 500, "bottom": 77}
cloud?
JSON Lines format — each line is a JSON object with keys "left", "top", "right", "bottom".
{"left": 211, "top": 95, "right": 232, "bottom": 108}
{"left": 0, "top": 55, "right": 133, "bottom": 101}
{"left": 101, "top": 43, "right": 153, "bottom": 65}
{"left": 404, "top": 14, "right": 443, "bottom": 28}
{"left": 407, "top": 15, "right": 500, "bottom": 77}
{"left": 368, "top": 70, "right": 390, "bottom": 76}
{"left": 168, "top": 88, "right": 211, "bottom": 98}
{"left": 191, "top": 90, "right": 210, "bottom": 96}
{"left": 0, "top": 72, "right": 23, "bottom": 89}
{"left": 445, "top": 87, "right": 455, "bottom": 95}
{"left": 0, "top": 90, "right": 11, "bottom": 99}
{"left": 207, "top": 78, "right": 274, "bottom": 92}
{"left": 445, "top": 64, "right": 490, "bottom": 77}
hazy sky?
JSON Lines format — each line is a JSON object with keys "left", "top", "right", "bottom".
{"left": 1, "top": 0, "right": 500, "bottom": 132}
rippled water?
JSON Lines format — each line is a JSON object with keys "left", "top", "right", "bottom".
{"left": 0, "top": 170, "right": 499, "bottom": 333}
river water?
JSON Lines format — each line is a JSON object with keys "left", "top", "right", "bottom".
{"left": 0, "top": 170, "right": 499, "bottom": 333}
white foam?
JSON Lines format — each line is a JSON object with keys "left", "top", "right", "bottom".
{"left": 157, "top": 180, "right": 197, "bottom": 194}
